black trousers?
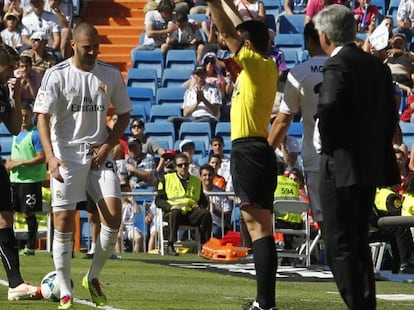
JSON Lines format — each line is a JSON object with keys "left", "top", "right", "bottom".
{"left": 320, "top": 157, "right": 376, "bottom": 310}
{"left": 167, "top": 208, "right": 212, "bottom": 244}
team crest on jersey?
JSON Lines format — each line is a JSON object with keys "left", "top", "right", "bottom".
{"left": 98, "top": 83, "right": 107, "bottom": 94}
{"left": 34, "top": 90, "right": 46, "bottom": 108}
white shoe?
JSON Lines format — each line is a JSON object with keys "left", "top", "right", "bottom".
{"left": 8, "top": 282, "right": 42, "bottom": 300}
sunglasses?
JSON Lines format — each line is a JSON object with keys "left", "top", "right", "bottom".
{"left": 204, "top": 59, "right": 216, "bottom": 65}
{"left": 130, "top": 124, "right": 143, "bottom": 129}
{"left": 176, "top": 163, "right": 189, "bottom": 168}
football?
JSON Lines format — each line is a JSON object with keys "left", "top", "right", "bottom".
{"left": 41, "top": 271, "right": 60, "bottom": 302}
{"left": 40, "top": 271, "right": 74, "bottom": 302}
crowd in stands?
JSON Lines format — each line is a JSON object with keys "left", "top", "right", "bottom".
{"left": 4, "top": 0, "right": 414, "bottom": 274}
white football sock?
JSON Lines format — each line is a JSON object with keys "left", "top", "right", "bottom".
{"left": 88, "top": 224, "right": 118, "bottom": 280}
{"left": 53, "top": 230, "right": 73, "bottom": 298}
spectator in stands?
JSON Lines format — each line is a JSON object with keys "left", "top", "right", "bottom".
{"left": 125, "top": 137, "right": 156, "bottom": 190}
{"left": 372, "top": 186, "right": 414, "bottom": 274}
{"left": 269, "top": 46, "right": 289, "bottom": 121}
{"left": 234, "top": 0, "right": 266, "bottom": 23}
{"left": 200, "top": 163, "right": 232, "bottom": 238}
{"left": 1, "top": 13, "right": 22, "bottom": 52}
{"left": 173, "top": 0, "right": 192, "bottom": 15}
{"left": 269, "top": 20, "right": 328, "bottom": 229}
{"left": 115, "top": 182, "right": 144, "bottom": 253}
{"left": 20, "top": 31, "right": 58, "bottom": 77}
{"left": 284, "top": 0, "right": 308, "bottom": 14}
{"left": 44, "top": 0, "right": 74, "bottom": 59}
{"left": 395, "top": 0, "right": 414, "bottom": 43}
{"left": 353, "top": 0, "right": 378, "bottom": 33}
{"left": 133, "top": 0, "right": 176, "bottom": 55}
{"left": 209, "top": 135, "right": 231, "bottom": 183}
{"left": 274, "top": 168, "right": 304, "bottom": 266}
{"left": 304, "top": 0, "right": 343, "bottom": 24}
{"left": 166, "top": 13, "right": 205, "bottom": 63}
{"left": 13, "top": 55, "right": 42, "bottom": 104}
{"left": 384, "top": 33, "right": 414, "bottom": 94}
{"left": 208, "top": 153, "right": 226, "bottom": 190}
{"left": 180, "top": 139, "right": 201, "bottom": 177}
{"left": 4, "top": 0, "right": 29, "bottom": 17}
{"left": 190, "top": 0, "right": 208, "bottom": 14}
{"left": 5, "top": 103, "right": 47, "bottom": 256}
{"left": 396, "top": 146, "right": 409, "bottom": 195}
{"left": 168, "top": 65, "right": 222, "bottom": 137}
{"left": 155, "top": 153, "right": 212, "bottom": 256}
{"left": 20, "top": 0, "right": 61, "bottom": 56}
{"left": 129, "top": 118, "right": 166, "bottom": 173}
{"left": 402, "top": 172, "right": 414, "bottom": 218}
{"left": 184, "top": 51, "right": 231, "bottom": 104}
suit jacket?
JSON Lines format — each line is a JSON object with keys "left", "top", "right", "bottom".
{"left": 317, "top": 43, "right": 400, "bottom": 188}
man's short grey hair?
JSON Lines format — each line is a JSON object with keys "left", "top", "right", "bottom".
{"left": 313, "top": 4, "right": 356, "bottom": 46}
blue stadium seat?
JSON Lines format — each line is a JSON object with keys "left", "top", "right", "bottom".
{"left": 126, "top": 87, "right": 154, "bottom": 119}
{"left": 179, "top": 122, "right": 212, "bottom": 151}
{"left": 126, "top": 68, "right": 158, "bottom": 97}
{"left": 387, "top": 0, "right": 400, "bottom": 16}
{"left": 155, "top": 87, "right": 186, "bottom": 105}
{"left": 130, "top": 50, "right": 164, "bottom": 82}
{"left": 370, "top": 0, "right": 386, "bottom": 15}
{"left": 165, "top": 49, "right": 197, "bottom": 70}
{"left": 130, "top": 103, "right": 147, "bottom": 121}
{"left": 188, "top": 14, "right": 208, "bottom": 23}
{"left": 150, "top": 104, "right": 182, "bottom": 122}
{"left": 161, "top": 68, "right": 193, "bottom": 88}
{"left": 0, "top": 135, "right": 13, "bottom": 159}
{"left": 278, "top": 14, "right": 306, "bottom": 34}
{"left": 282, "top": 49, "right": 299, "bottom": 69}
{"left": 262, "top": 0, "right": 284, "bottom": 12}
{"left": 274, "top": 33, "right": 305, "bottom": 61}
{"left": 0, "top": 123, "right": 10, "bottom": 136}
{"left": 144, "top": 121, "right": 176, "bottom": 150}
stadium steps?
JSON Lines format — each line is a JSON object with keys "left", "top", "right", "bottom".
{"left": 82, "top": 0, "right": 146, "bottom": 79}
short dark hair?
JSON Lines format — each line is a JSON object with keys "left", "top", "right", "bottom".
{"left": 236, "top": 20, "right": 269, "bottom": 55}
{"left": 200, "top": 163, "right": 214, "bottom": 175}
{"left": 210, "top": 136, "right": 224, "bottom": 145}
{"left": 304, "top": 20, "right": 321, "bottom": 49}
{"left": 174, "top": 153, "right": 189, "bottom": 164}
{"left": 158, "top": 0, "right": 174, "bottom": 12}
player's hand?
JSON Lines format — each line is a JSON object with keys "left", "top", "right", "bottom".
{"left": 49, "top": 156, "right": 65, "bottom": 183}
{"left": 89, "top": 144, "right": 110, "bottom": 170}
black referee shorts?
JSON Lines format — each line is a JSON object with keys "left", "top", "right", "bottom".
{"left": 0, "top": 164, "right": 12, "bottom": 211}
{"left": 231, "top": 137, "right": 277, "bottom": 210}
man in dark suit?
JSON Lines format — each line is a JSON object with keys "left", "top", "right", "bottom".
{"left": 313, "top": 5, "right": 401, "bottom": 310}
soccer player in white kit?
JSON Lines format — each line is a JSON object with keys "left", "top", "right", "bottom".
{"left": 34, "top": 23, "right": 132, "bottom": 310}
{"left": 268, "top": 21, "right": 328, "bottom": 230}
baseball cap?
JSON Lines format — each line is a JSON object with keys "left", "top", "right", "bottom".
{"left": 161, "top": 150, "right": 176, "bottom": 160}
{"left": 193, "top": 65, "right": 206, "bottom": 75}
{"left": 179, "top": 139, "right": 195, "bottom": 151}
{"left": 127, "top": 137, "right": 142, "bottom": 146}
{"left": 30, "top": 31, "right": 47, "bottom": 41}
{"left": 5, "top": 13, "right": 19, "bottom": 22}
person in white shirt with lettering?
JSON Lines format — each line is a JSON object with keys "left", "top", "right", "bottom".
{"left": 34, "top": 22, "right": 131, "bottom": 310}
{"left": 269, "top": 20, "right": 328, "bottom": 230}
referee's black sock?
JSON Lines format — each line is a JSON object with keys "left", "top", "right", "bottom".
{"left": 26, "top": 214, "right": 38, "bottom": 250}
{"left": 0, "top": 228, "right": 24, "bottom": 288}
{"left": 253, "top": 235, "right": 277, "bottom": 309}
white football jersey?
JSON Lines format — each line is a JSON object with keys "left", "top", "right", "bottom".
{"left": 279, "top": 55, "right": 328, "bottom": 172}
{"left": 34, "top": 58, "right": 132, "bottom": 148}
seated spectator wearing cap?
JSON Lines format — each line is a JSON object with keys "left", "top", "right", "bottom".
{"left": 166, "top": 13, "right": 205, "bottom": 63}
{"left": 168, "top": 65, "right": 222, "bottom": 137}
{"left": 20, "top": 0, "right": 61, "bottom": 56}
{"left": 0, "top": 13, "right": 22, "bottom": 51}
{"left": 180, "top": 139, "right": 201, "bottom": 177}
{"left": 125, "top": 137, "right": 157, "bottom": 190}
{"left": 20, "top": 31, "right": 57, "bottom": 77}
{"left": 185, "top": 52, "right": 232, "bottom": 105}
{"left": 128, "top": 118, "right": 166, "bottom": 173}
{"left": 1, "top": 13, "right": 22, "bottom": 52}
{"left": 13, "top": 55, "right": 42, "bottom": 104}
{"left": 155, "top": 153, "right": 212, "bottom": 256}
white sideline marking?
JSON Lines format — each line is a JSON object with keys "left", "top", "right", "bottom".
{"left": 0, "top": 279, "right": 123, "bottom": 309}
{"left": 328, "top": 291, "right": 414, "bottom": 301}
